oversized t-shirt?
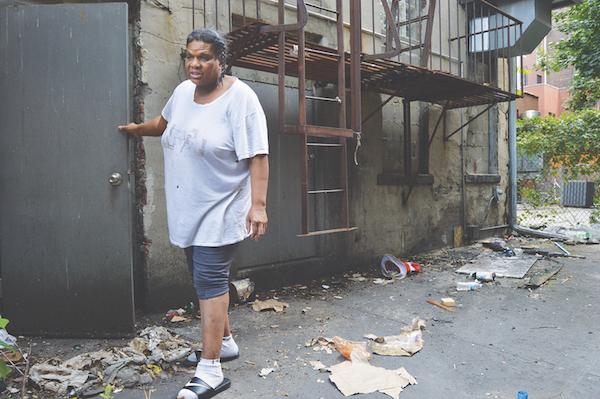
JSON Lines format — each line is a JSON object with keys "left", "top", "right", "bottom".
{"left": 160, "top": 78, "right": 269, "bottom": 247}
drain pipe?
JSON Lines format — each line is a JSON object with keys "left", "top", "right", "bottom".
{"left": 461, "top": 61, "right": 467, "bottom": 239}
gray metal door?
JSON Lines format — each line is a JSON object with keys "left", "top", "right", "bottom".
{"left": 0, "top": 4, "right": 133, "bottom": 336}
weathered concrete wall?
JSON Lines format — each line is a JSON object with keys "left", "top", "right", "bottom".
{"left": 134, "top": 0, "right": 512, "bottom": 312}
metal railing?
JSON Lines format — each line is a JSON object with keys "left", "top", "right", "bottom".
{"left": 194, "top": 0, "right": 523, "bottom": 98}
{"left": 362, "top": 0, "right": 523, "bottom": 95}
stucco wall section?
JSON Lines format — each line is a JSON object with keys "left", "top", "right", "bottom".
{"left": 134, "top": 0, "right": 512, "bottom": 311}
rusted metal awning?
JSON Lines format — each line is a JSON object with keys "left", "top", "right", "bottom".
{"left": 226, "top": 20, "right": 519, "bottom": 109}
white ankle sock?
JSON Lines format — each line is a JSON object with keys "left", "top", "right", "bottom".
{"left": 176, "top": 358, "right": 223, "bottom": 398}
{"left": 186, "top": 336, "right": 238, "bottom": 363}
{"left": 221, "top": 335, "right": 239, "bottom": 358}
{"left": 195, "top": 358, "right": 223, "bottom": 388}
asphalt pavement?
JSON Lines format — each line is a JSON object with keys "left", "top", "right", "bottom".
{"left": 20, "top": 239, "right": 600, "bottom": 399}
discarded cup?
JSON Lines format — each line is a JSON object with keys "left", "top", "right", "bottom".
{"left": 381, "top": 254, "right": 421, "bottom": 279}
{"left": 456, "top": 282, "right": 483, "bottom": 291}
{"left": 517, "top": 391, "right": 528, "bottom": 399}
{"left": 473, "top": 272, "right": 496, "bottom": 282}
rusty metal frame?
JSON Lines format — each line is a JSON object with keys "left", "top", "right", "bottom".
{"left": 444, "top": 102, "right": 497, "bottom": 141}
{"left": 364, "top": 0, "right": 437, "bottom": 63}
{"left": 209, "top": 0, "right": 524, "bottom": 234}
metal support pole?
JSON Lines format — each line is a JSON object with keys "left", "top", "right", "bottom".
{"left": 297, "top": 3, "right": 309, "bottom": 235}
{"left": 337, "top": 0, "right": 349, "bottom": 229}
{"left": 278, "top": 1, "right": 285, "bottom": 134}
{"left": 403, "top": 100, "right": 412, "bottom": 183}
{"left": 350, "top": 0, "right": 362, "bottom": 135}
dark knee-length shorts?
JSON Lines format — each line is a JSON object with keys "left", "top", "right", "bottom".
{"left": 184, "top": 243, "right": 240, "bottom": 300}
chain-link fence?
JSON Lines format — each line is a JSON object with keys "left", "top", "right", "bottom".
{"left": 517, "top": 153, "right": 600, "bottom": 231}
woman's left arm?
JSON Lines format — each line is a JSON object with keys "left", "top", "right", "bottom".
{"left": 247, "top": 154, "right": 269, "bottom": 242}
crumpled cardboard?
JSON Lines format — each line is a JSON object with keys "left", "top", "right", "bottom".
{"left": 328, "top": 355, "right": 417, "bottom": 399}
{"left": 251, "top": 299, "right": 289, "bottom": 312}
{"left": 367, "top": 317, "right": 426, "bottom": 356}
{"left": 29, "top": 326, "right": 198, "bottom": 396}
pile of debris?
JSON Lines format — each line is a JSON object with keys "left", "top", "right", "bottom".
{"left": 28, "top": 326, "right": 198, "bottom": 397}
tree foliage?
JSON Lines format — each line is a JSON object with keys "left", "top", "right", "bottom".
{"left": 537, "top": 0, "right": 600, "bottom": 110}
{"left": 517, "top": 109, "right": 600, "bottom": 178}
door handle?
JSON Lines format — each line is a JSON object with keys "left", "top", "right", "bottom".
{"left": 109, "top": 172, "right": 123, "bottom": 186}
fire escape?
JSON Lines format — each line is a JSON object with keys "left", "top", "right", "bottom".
{"left": 195, "top": 0, "right": 523, "bottom": 236}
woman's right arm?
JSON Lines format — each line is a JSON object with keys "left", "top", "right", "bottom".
{"left": 118, "top": 115, "right": 168, "bottom": 138}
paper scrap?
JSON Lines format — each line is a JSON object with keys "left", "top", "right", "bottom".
{"left": 252, "top": 299, "right": 289, "bottom": 312}
{"left": 259, "top": 367, "right": 274, "bottom": 377}
{"left": 373, "top": 278, "right": 394, "bottom": 285}
{"left": 367, "top": 317, "right": 426, "bottom": 356}
{"left": 309, "top": 360, "right": 327, "bottom": 371}
{"left": 329, "top": 360, "right": 416, "bottom": 399}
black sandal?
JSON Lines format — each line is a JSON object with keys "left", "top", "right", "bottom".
{"left": 172, "top": 376, "right": 231, "bottom": 399}
{"left": 181, "top": 350, "right": 240, "bottom": 367}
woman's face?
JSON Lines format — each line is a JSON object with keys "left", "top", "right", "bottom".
{"left": 185, "top": 40, "right": 222, "bottom": 88}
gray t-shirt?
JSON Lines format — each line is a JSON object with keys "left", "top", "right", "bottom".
{"left": 161, "top": 78, "right": 269, "bottom": 247}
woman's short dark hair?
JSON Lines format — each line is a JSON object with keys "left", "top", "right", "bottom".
{"left": 186, "top": 28, "right": 228, "bottom": 83}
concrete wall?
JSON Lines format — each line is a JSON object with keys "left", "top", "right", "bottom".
{"left": 133, "top": 0, "right": 511, "bottom": 312}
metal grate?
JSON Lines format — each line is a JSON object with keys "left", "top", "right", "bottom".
{"left": 563, "top": 181, "right": 595, "bottom": 208}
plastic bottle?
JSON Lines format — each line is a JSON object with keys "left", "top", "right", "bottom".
{"left": 186, "top": 301, "right": 197, "bottom": 315}
{"left": 456, "top": 282, "right": 484, "bottom": 291}
{"left": 474, "top": 272, "right": 496, "bottom": 282}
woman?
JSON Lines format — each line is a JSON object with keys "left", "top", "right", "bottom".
{"left": 119, "top": 28, "right": 269, "bottom": 399}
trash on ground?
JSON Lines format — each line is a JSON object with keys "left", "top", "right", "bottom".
{"left": 373, "top": 278, "right": 395, "bottom": 285}
{"left": 251, "top": 299, "right": 289, "bottom": 312}
{"left": 3, "top": 351, "right": 22, "bottom": 362}
{"left": 427, "top": 299, "right": 458, "bottom": 314}
{"left": 544, "top": 226, "right": 600, "bottom": 243}
{"left": 0, "top": 328, "right": 17, "bottom": 346}
{"left": 309, "top": 360, "right": 327, "bottom": 371}
{"left": 381, "top": 254, "right": 421, "bottom": 279}
{"left": 165, "top": 306, "right": 198, "bottom": 322}
{"left": 333, "top": 336, "right": 371, "bottom": 361}
{"left": 553, "top": 242, "right": 570, "bottom": 255}
{"left": 28, "top": 326, "right": 198, "bottom": 396}
{"left": 473, "top": 271, "right": 496, "bottom": 282}
{"left": 527, "top": 265, "right": 563, "bottom": 288}
{"left": 561, "top": 275, "right": 573, "bottom": 284}
{"left": 306, "top": 337, "right": 336, "bottom": 354}
{"left": 328, "top": 353, "right": 417, "bottom": 399}
{"left": 367, "top": 318, "right": 426, "bottom": 357}
{"left": 456, "top": 281, "right": 484, "bottom": 291}
{"left": 456, "top": 252, "right": 538, "bottom": 278}
{"left": 440, "top": 298, "right": 456, "bottom": 307}
{"left": 348, "top": 273, "right": 368, "bottom": 282}
{"left": 229, "top": 278, "right": 255, "bottom": 304}
{"left": 482, "top": 239, "right": 505, "bottom": 252}
{"left": 259, "top": 367, "right": 274, "bottom": 378}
